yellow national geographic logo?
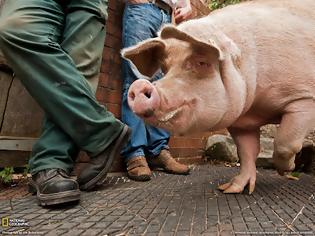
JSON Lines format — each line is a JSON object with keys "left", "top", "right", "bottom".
{"left": 1, "top": 217, "right": 9, "bottom": 227}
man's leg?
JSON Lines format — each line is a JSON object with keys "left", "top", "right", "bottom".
{"left": 121, "top": 3, "right": 169, "bottom": 181}
{"left": 60, "top": 0, "right": 130, "bottom": 191}
{"left": 61, "top": 0, "right": 108, "bottom": 93}
{"left": 146, "top": 118, "right": 190, "bottom": 175}
{"left": 0, "top": 0, "right": 83, "bottom": 205}
{"left": 121, "top": 4, "right": 153, "bottom": 161}
{"left": 146, "top": 124, "right": 169, "bottom": 157}
{"left": 0, "top": 0, "right": 128, "bottom": 203}
{"left": 30, "top": 0, "right": 109, "bottom": 175}
{"left": 0, "top": 0, "right": 123, "bottom": 157}
{"left": 30, "top": 119, "right": 79, "bottom": 175}
{"left": 137, "top": 7, "right": 189, "bottom": 175}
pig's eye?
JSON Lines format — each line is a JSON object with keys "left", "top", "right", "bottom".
{"left": 161, "top": 64, "right": 168, "bottom": 74}
{"left": 184, "top": 56, "right": 213, "bottom": 75}
{"left": 196, "top": 61, "right": 211, "bottom": 68}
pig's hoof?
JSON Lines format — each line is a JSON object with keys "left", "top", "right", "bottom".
{"left": 273, "top": 159, "right": 295, "bottom": 176}
{"left": 276, "top": 169, "right": 287, "bottom": 176}
{"left": 218, "top": 175, "right": 256, "bottom": 194}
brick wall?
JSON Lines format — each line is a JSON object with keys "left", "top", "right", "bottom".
{"left": 97, "top": 0, "right": 212, "bottom": 171}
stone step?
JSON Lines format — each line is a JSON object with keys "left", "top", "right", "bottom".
{"left": 205, "top": 134, "right": 275, "bottom": 168}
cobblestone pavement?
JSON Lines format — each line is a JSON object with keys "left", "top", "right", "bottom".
{"left": 0, "top": 165, "right": 315, "bottom": 236}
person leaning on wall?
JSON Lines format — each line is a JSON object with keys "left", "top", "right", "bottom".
{"left": 0, "top": 0, "right": 131, "bottom": 207}
{"left": 121, "top": 0, "right": 193, "bottom": 181}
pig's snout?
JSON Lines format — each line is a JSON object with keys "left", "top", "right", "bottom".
{"left": 128, "top": 79, "right": 160, "bottom": 118}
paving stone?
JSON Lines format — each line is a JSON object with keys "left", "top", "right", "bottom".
{"left": 62, "top": 229, "right": 85, "bottom": 236}
{"left": 63, "top": 208, "right": 81, "bottom": 214}
{"left": 49, "top": 213, "right": 70, "bottom": 221}
{"left": 27, "top": 219, "right": 45, "bottom": 228}
{"left": 58, "top": 222, "right": 79, "bottom": 230}
{"left": 102, "top": 215, "right": 119, "bottom": 222}
{"left": 220, "top": 231, "right": 234, "bottom": 236}
{"left": 146, "top": 223, "right": 162, "bottom": 233}
{"left": 133, "top": 224, "right": 147, "bottom": 234}
{"left": 81, "top": 228, "right": 102, "bottom": 236}
{"left": 76, "top": 222, "right": 96, "bottom": 229}
{"left": 206, "top": 226, "right": 219, "bottom": 232}
{"left": 100, "top": 228, "right": 123, "bottom": 235}
{"left": 143, "top": 233, "right": 161, "bottom": 236}
{"left": 111, "top": 210, "right": 126, "bottom": 216}
{"left": 39, "top": 222, "right": 62, "bottom": 230}
{"left": 118, "top": 215, "right": 134, "bottom": 221}
{"left": 45, "top": 229, "right": 67, "bottom": 236}
{"left": 94, "top": 210, "right": 112, "bottom": 216}
{"left": 109, "top": 221, "right": 128, "bottom": 229}
{"left": 93, "top": 221, "right": 112, "bottom": 228}
{"left": 175, "top": 231, "right": 190, "bottom": 236}
{"left": 85, "top": 215, "right": 105, "bottom": 222}
{"left": 0, "top": 165, "right": 314, "bottom": 235}
{"left": 201, "top": 233, "right": 218, "bottom": 236}
{"left": 295, "top": 225, "right": 312, "bottom": 231}
{"left": 69, "top": 216, "right": 90, "bottom": 223}
{"left": 233, "top": 223, "right": 247, "bottom": 232}
{"left": 177, "top": 209, "right": 194, "bottom": 231}
{"left": 16, "top": 208, "right": 38, "bottom": 214}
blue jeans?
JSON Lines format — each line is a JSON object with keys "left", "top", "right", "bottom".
{"left": 121, "top": 3, "right": 171, "bottom": 161}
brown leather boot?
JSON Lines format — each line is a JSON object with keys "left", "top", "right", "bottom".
{"left": 148, "top": 149, "right": 190, "bottom": 175}
{"left": 127, "top": 156, "right": 152, "bottom": 181}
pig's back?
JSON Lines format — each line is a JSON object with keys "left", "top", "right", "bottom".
{"left": 210, "top": 0, "right": 315, "bottom": 38}
{"left": 210, "top": 0, "right": 315, "bottom": 109}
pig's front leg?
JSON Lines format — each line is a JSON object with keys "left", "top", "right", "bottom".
{"left": 218, "top": 128, "right": 260, "bottom": 194}
{"left": 273, "top": 104, "right": 315, "bottom": 175}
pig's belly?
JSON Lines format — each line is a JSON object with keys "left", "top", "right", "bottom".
{"left": 230, "top": 114, "right": 281, "bottom": 130}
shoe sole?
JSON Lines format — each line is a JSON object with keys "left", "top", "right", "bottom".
{"left": 127, "top": 174, "right": 151, "bottom": 182}
{"left": 164, "top": 169, "right": 191, "bottom": 175}
{"left": 80, "top": 125, "right": 131, "bottom": 191}
{"left": 29, "top": 181, "right": 80, "bottom": 206}
{"left": 149, "top": 165, "right": 191, "bottom": 175}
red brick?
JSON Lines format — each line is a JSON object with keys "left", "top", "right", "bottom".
{"left": 106, "top": 22, "right": 122, "bottom": 39}
{"left": 100, "top": 59, "right": 110, "bottom": 74}
{"left": 105, "top": 34, "right": 122, "bottom": 49}
{"left": 108, "top": 0, "right": 117, "bottom": 11}
{"left": 105, "top": 103, "right": 121, "bottom": 118}
{"left": 108, "top": 75, "right": 122, "bottom": 90}
{"left": 107, "top": 9, "right": 123, "bottom": 28}
{"left": 170, "top": 147, "right": 204, "bottom": 158}
{"left": 98, "top": 72, "right": 110, "bottom": 87}
{"left": 96, "top": 87, "right": 121, "bottom": 104}
{"left": 169, "top": 137, "right": 205, "bottom": 148}
{"left": 175, "top": 156, "right": 206, "bottom": 165}
{"left": 102, "top": 46, "right": 115, "bottom": 60}
{"left": 113, "top": 53, "right": 122, "bottom": 64}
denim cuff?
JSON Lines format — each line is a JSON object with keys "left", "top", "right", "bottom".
{"left": 124, "top": 150, "right": 146, "bottom": 162}
{"left": 147, "top": 145, "right": 169, "bottom": 158}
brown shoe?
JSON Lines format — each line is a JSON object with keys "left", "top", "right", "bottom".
{"left": 78, "top": 124, "right": 131, "bottom": 191}
{"left": 148, "top": 149, "right": 190, "bottom": 175}
{"left": 127, "top": 156, "right": 152, "bottom": 181}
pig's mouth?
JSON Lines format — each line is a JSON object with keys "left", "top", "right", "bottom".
{"left": 154, "top": 106, "right": 184, "bottom": 130}
{"left": 157, "top": 107, "right": 183, "bottom": 123}
{"left": 148, "top": 103, "right": 191, "bottom": 133}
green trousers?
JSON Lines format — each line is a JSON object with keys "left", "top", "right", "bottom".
{"left": 0, "top": 0, "right": 124, "bottom": 174}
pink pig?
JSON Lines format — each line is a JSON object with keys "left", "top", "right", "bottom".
{"left": 121, "top": 0, "right": 315, "bottom": 194}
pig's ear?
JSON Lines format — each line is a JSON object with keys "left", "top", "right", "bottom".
{"left": 121, "top": 38, "right": 166, "bottom": 78}
{"left": 160, "top": 24, "right": 224, "bottom": 61}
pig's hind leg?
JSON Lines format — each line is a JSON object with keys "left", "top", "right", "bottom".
{"left": 218, "top": 128, "right": 260, "bottom": 194}
{"left": 273, "top": 100, "right": 315, "bottom": 175}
